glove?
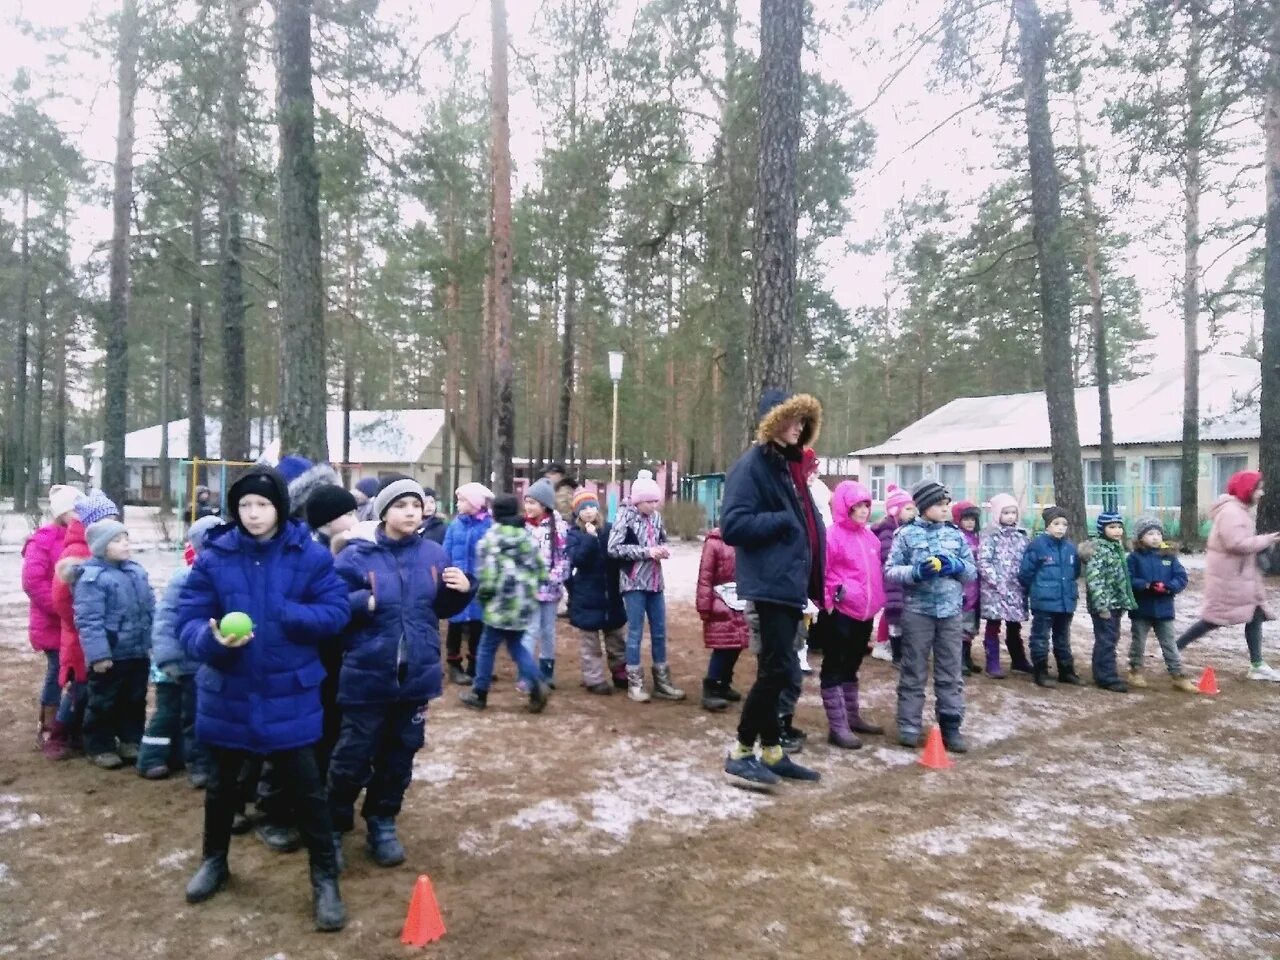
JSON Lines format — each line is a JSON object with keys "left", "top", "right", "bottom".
{"left": 161, "top": 663, "right": 183, "bottom": 681}
{"left": 1151, "top": 582, "right": 1167, "bottom": 594}
{"left": 913, "top": 557, "right": 943, "bottom": 581}
{"left": 936, "top": 554, "right": 965, "bottom": 578}
{"left": 91, "top": 659, "right": 113, "bottom": 674}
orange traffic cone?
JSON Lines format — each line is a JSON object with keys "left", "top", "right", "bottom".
{"left": 918, "top": 727, "right": 954, "bottom": 770}
{"left": 1197, "top": 666, "right": 1219, "bottom": 696}
{"left": 401, "top": 874, "right": 446, "bottom": 947}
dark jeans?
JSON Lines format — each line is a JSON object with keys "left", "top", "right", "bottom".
{"left": 446, "top": 620, "right": 484, "bottom": 672}
{"left": 84, "top": 659, "right": 149, "bottom": 755}
{"left": 474, "top": 625, "right": 542, "bottom": 694}
{"left": 204, "top": 745, "right": 336, "bottom": 874}
{"left": 737, "top": 601, "right": 802, "bottom": 749}
{"left": 1177, "top": 607, "right": 1266, "bottom": 663}
{"left": 705, "top": 648, "right": 741, "bottom": 684}
{"left": 40, "top": 650, "right": 61, "bottom": 706}
{"left": 328, "top": 702, "right": 427, "bottom": 831}
{"left": 821, "top": 613, "right": 873, "bottom": 689}
{"left": 1029, "top": 612, "right": 1075, "bottom": 671}
{"left": 1090, "top": 611, "right": 1123, "bottom": 685}
{"left": 137, "top": 676, "right": 208, "bottom": 775}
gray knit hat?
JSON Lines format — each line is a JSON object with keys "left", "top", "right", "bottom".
{"left": 525, "top": 477, "right": 557, "bottom": 512}
{"left": 87, "top": 519, "right": 129, "bottom": 559}
{"left": 1134, "top": 516, "right": 1164, "bottom": 541}
{"left": 374, "top": 478, "right": 426, "bottom": 520}
{"left": 910, "top": 479, "right": 950, "bottom": 515}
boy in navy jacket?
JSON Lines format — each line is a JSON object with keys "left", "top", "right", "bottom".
{"left": 1018, "top": 506, "right": 1082, "bottom": 688}
{"left": 1126, "top": 517, "right": 1195, "bottom": 692}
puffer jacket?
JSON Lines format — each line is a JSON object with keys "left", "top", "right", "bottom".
{"left": 566, "top": 522, "right": 628, "bottom": 633}
{"left": 52, "top": 519, "right": 91, "bottom": 684}
{"left": 607, "top": 505, "right": 669, "bottom": 593}
{"left": 443, "top": 511, "right": 493, "bottom": 623}
{"left": 1019, "top": 533, "right": 1080, "bottom": 614}
{"left": 978, "top": 524, "right": 1029, "bottom": 622}
{"left": 73, "top": 559, "right": 156, "bottom": 665}
{"left": 152, "top": 567, "right": 200, "bottom": 676}
{"left": 884, "top": 518, "right": 976, "bottom": 619}
{"left": 420, "top": 514, "right": 447, "bottom": 545}
{"left": 823, "top": 481, "right": 885, "bottom": 622}
{"left": 477, "top": 523, "right": 546, "bottom": 631}
{"left": 1081, "top": 537, "right": 1137, "bottom": 614}
{"left": 872, "top": 516, "right": 905, "bottom": 615}
{"left": 528, "top": 512, "right": 570, "bottom": 603}
{"left": 23, "top": 523, "right": 66, "bottom": 653}
{"left": 1127, "top": 546, "right": 1188, "bottom": 621}
{"left": 958, "top": 526, "right": 980, "bottom": 613}
{"left": 333, "top": 528, "right": 473, "bottom": 706}
{"left": 178, "top": 518, "right": 350, "bottom": 754}
{"left": 695, "top": 528, "right": 749, "bottom": 650}
{"left": 1199, "top": 494, "right": 1274, "bottom": 626}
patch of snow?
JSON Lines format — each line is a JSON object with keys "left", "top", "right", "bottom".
{"left": 870, "top": 747, "right": 916, "bottom": 767}
{"left": 156, "top": 849, "right": 192, "bottom": 870}
{"left": 836, "top": 907, "right": 869, "bottom": 945}
{"left": 0, "top": 795, "right": 42, "bottom": 834}
{"left": 0, "top": 863, "right": 10, "bottom": 885}
{"left": 920, "top": 905, "right": 962, "bottom": 925}
{"left": 104, "top": 833, "right": 138, "bottom": 845}
{"left": 412, "top": 759, "right": 457, "bottom": 784}
{"left": 993, "top": 895, "right": 1110, "bottom": 944}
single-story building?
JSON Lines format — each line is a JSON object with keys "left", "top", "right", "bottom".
{"left": 850, "top": 354, "right": 1260, "bottom": 530}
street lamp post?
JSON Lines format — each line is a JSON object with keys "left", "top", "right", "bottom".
{"left": 608, "top": 351, "right": 624, "bottom": 486}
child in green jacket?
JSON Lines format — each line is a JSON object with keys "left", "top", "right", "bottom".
{"left": 1081, "top": 511, "right": 1137, "bottom": 693}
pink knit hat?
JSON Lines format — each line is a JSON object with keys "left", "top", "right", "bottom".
{"left": 884, "top": 484, "right": 913, "bottom": 518}
{"left": 630, "top": 470, "right": 662, "bottom": 505}
{"left": 986, "top": 493, "right": 1019, "bottom": 522}
{"left": 455, "top": 482, "right": 494, "bottom": 512}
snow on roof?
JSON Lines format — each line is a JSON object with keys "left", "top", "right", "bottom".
{"left": 852, "top": 354, "right": 1261, "bottom": 458}
{"left": 83, "top": 417, "right": 271, "bottom": 461}
{"left": 260, "top": 410, "right": 444, "bottom": 465}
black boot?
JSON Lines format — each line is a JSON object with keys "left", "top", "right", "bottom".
{"left": 717, "top": 680, "right": 743, "bottom": 702}
{"left": 459, "top": 688, "right": 487, "bottom": 710}
{"left": 256, "top": 822, "right": 302, "bottom": 853}
{"left": 1033, "top": 663, "right": 1056, "bottom": 688}
{"left": 447, "top": 663, "right": 470, "bottom": 686}
{"left": 185, "top": 853, "right": 230, "bottom": 904}
{"left": 1057, "top": 663, "right": 1083, "bottom": 686}
{"left": 701, "top": 679, "right": 730, "bottom": 713}
{"left": 311, "top": 865, "right": 347, "bottom": 932}
{"left": 939, "top": 715, "right": 969, "bottom": 754}
{"left": 961, "top": 640, "right": 978, "bottom": 676}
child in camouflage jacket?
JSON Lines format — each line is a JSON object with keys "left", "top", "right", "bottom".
{"left": 1080, "top": 511, "right": 1137, "bottom": 694}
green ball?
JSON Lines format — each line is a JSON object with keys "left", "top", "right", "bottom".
{"left": 219, "top": 612, "right": 254, "bottom": 639}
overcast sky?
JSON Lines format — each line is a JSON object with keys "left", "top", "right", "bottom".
{"left": 1, "top": 0, "right": 1262, "bottom": 372}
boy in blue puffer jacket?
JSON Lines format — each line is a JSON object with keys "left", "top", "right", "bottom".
{"left": 884, "top": 480, "right": 977, "bottom": 754}
{"left": 442, "top": 482, "right": 494, "bottom": 685}
{"left": 74, "top": 519, "right": 156, "bottom": 771}
{"left": 1019, "top": 506, "right": 1083, "bottom": 689}
{"left": 330, "top": 478, "right": 474, "bottom": 869}
{"left": 1126, "top": 517, "right": 1196, "bottom": 693}
{"left": 137, "top": 515, "right": 222, "bottom": 783}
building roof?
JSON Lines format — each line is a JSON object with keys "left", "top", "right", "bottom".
{"left": 852, "top": 354, "right": 1260, "bottom": 458}
{"left": 83, "top": 417, "right": 271, "bottom": 462}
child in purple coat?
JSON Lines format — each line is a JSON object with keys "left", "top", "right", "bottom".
{"left": 871, "top": 485, "right": 917, "bottom": 666}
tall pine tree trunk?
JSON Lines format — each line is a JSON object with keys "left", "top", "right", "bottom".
{"left": 748, "top": 0, "right": 803, "bottom": 430}
{"left": 12, "top": 187, "right": 30, "bottom": 510}
{"left": 1258, "top": 10, "right": 1280, "bottom": 534}
{"left": 158, "top": 321, "right": 172, "bottom": 515}
{"left": 25, "top": 296, "right": 46, "bottom": 509}
{"left": 557, "top": 271, "right": 576, "bottom": 464}
{"left": 1014, "top": 0, "right": 1086, "bottom": 531}
{"left": 274, "top": 0, "right": 328, "bottom": 461}
{"left": 188, "top": 183, "right": 207, "bottom": 484}
{"left": 1180, "top": 8, "right": 1205, "bottom": 546}
{"left": 219, "top": 0, "right": 250, "bottom": 463}
{"left": 489, "top": 0, "right": 515, "bottom": 490}
{"left": 51, "top": 315, "right": 66, "bottom": 486}
{"left": 102, "top": 0, "right": 141, "bottom": 508}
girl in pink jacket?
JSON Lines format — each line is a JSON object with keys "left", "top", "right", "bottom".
{"left": 821, "top": 481, "right": 887, "bottom": 749}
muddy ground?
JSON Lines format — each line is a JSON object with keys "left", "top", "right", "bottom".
{"left": 1, "top": 546, "right": 1278, "bottom": 959}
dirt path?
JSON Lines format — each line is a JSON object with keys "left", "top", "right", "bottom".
{"left": 2, "top": 560, "right": 1279, "bottom": 959}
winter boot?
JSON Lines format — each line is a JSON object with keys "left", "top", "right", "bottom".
{"left": 139, "top": 764, "right": 171, "bottom": 781}
{"left": 310, "top": 865, "right": 347, "bottom": 932}
{"left": 1007, "top": 634, "right": 1033, "bottom": 674}
{"left": 117, "top": 741, "right": 140, "bottom": 763}
{"left": 716, "top": 680, "right": 743, "bottom": 702}
{"left": 256, "top": 822, "right": 302, "bottom": 853}
{"left": 366, "top": 816, "right": 406, "bottom": 867}
{"left": 231, "top": 812, "right": 253, "bottom": 835}
{"left": 626, "top": 665, "right": 651, "bottom": 703}
{"left": 539, "top": 658, "right": 556, "bottom": 690}
{"left": 612, "top": 664, "right": 629, "bottom": 690}
{"left": 586, "top": 681, "right": 613, "bottom": 695}
{"left": 652, "top": 663, "right": 686, "bottom": 701}
{"left": 189, "top": 769, "right": 210, "bottom": 790}
{"left": 898, "top": 728, "right": 921, "bottom": 749}
{"left": 447, "top": 663, "right": 470, "bottom": 686}
{"left": 41, "top": 720, "right": 72, "bottom": 761}
{"left": 939, "top": 715, "right": 969, "bottom": 754}
{"left": 798, "top": 644, "right": 813, "bottom": 674}
{"left": 984, "top": 637, "right": 1006, "bottom": 679}
{"left": 1127, "top": 668, "right": 1148, "bottom": 689}
{"left": 527, "top": 679, "right": 550, "bottom": 714}
{"left": 460, "top": 687, "right": 488, "bottom": 710}
{"left": 1033, "top": 663, "right": 1056, "bottom": 688}
{"left": 36, "top": 704, "right": 55, "bottom": 750}
{"left": 1057, "top": 662, "right": 1083, "bottom": 686}
{"left": 89, "top": 751, "right": 124, "bottom": 770}
{"left": 701, "top": 679, "right": 730, "bottom": 713}
{"left": 185, "top": 853, "right": 230, "bottom": 904}
{"left": 821, "top": 686, "right": 862, "bottom": 749}
{"left": 842, "top": 681, "right": 883, "bottom": 735}
{"left": 961, "top": 639, "right": 978, "bottom": 676}
{"left": 1171, "top": 675, "right": 1199, "bottom": 693}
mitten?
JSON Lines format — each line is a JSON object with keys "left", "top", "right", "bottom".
{"left": 936, "top": 554, "right": 965, "bottom": 577}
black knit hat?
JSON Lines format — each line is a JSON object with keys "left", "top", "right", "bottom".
{"left": 910, "top": 479, "right": 950, "bottom": 514}
{"left": 492, "top": 494, "right": 522, "bottom": 526}
{"left": 1042, "top": 505, "right": 1069, "bottom": 527}
{"left": 227, "top": 466, "right": 289, "bottom": 532}
{"left": 305, "top": 484, "right": 358, "bottom": 530}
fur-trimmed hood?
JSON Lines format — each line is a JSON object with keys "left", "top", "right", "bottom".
{"left": 288, "top": 462, "right": 342, "bottom": 519}
{"left": 56, "top": 554, "right": 88, "bottom": 584}
{"left": 755, "top": 392, "right": 823, "bottom": 447}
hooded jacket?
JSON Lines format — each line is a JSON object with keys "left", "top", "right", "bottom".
{"left": 1199, "top": 493, "right": 1274, "bottom": 626}
{"left": 1018, "top": 533, "right": 1080, "bottom": 614}
{"left": 566, "top": 521, "right": 629, "bottom": 633}
{"left": 477, "top": 522, "right": 546, "bottom": 631}
{"left": 872, "top": 516, "right": 905, "bottom": 616}
{"left": 823, "top": 481, "right": 886, "bottom": 622}
{"left": 884, "top": 517, "right": 976, "bottom": 619}
{"left": 978, "top": 500, "right": 1029, "bottom": 623}
{"left": 22, "top": 523, "right": 66, "bottom": 653}
{"left": 695, "top": 528, "right": 749, "bottom": 650}
{"left": 1080, "top": 536, "right": 1137, "bottom": 614}
{"left": 73, "top": 558, "right": 156, "bottom": 665}
{"left": 442, "top": 511, "right": 494, "bottom": 623}
{"left": 1127, "top": 544, "right": 1188, "bottom": 621}
{"left": 53, "top": 519, "right": 91, "bottom": 684}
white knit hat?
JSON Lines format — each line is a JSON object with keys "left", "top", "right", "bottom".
{"left": 49, "top": 485, "right": 81, "bottom": 521}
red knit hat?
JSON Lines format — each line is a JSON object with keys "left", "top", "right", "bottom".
{"left": 1227, "top": 470, "right": 1263, "bottom": 504}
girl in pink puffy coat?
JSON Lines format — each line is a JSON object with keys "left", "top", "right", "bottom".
{"left": 821, "top": 481, "right": 887, "bottom": 749}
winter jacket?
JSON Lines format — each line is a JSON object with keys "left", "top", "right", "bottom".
{"left": 566, "top": 522, "right": 628, "bottom": 633}
{"left": 527, "top": 513, "right": 570, "bottom": 603}
{"left": 73, "top": 559, "right": 156, "bottom": 665}
{"left": 477, "top": 523, "right": 546, "bottom": 631}
{"left": 1080, "top": 537, "right": 1137, "bottom": 614}
{"left": 178, "top": 519, "right": 350, "bottom": 754}
{"left": 443, "top": 512, "right": 494, "bottom": 623}
{"left": 1018, "top": 534, "right": 1080, "bottom": 614}
{"left": 884, "top": 518, "right": 976, "bottom": 619}
{"left": 872, "top": 516, "right": 905, "bottom": 615}
{"left": 695, "top": 529, "right": 749, "bottom": 651}
{"left": 420, "top": 514, "right": 447, "bottom": 545}
{"left": 720, "top": 441, "right": 826, "bottom": 610}
{"left": 53, "top": 519, "right": 91, "bottom": 684}
{"left": 1127, "top": 546, "right": 1188, "bottom": 621}
{"left": 978, "top": 524, "right": 1029, "bottom": 622}
{"left": 22, "top": 523, "right": 66, "bottom": 653}
{"left": 1199, "top": 494, "right": 1274, "bottom": 626}
{"left": 333, "top": 528, "right": 473, "bottom": 707}
{"left": 607, "top": 505, "right": 668, "bottom": 593}
{"left": 152, "top": 568, "right": 200, "bottom": 676}
{"left": 823, "top": 482, "right": 886, "bottom": 622}
{"left": 959, "top": 527, "right": 980, "bottom": 613}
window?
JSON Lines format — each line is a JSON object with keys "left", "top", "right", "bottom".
{"left": 1084, "top": 458, "right": 1128, "bottom": 509}
{"left": 869, "top": 464, "right": 886, "bottom": 502}
{"left": 1214, "top": 454, "right": 1249, "bottom": 496}
{"left": 1030, "top": 460, "right": 1054, "bottom": 494}
{"left": 897, "top": 463, "right": 923, "bottom": 489}
{"left": 938, "top": 462, "right": 966, "bottom": 497}
{"left": 980, "top": 461, "right": 1013, "bottom": 493}
{"left": 1146, "top": 458, "right": 1182, "bottom": 509}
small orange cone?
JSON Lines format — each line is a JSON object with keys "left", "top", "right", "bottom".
{"left": 400, "top": 874, "right": 446, "bottom": 947}
{"left": 918, "top": 727, "right": 954, "bottom": 770}
{"left": 1197, "top": 666, "right": 1219, "bottom": 696}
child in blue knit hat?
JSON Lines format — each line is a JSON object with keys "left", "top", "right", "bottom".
{"left": 1079, "top": 511, "right": 1137, "bottom": 693}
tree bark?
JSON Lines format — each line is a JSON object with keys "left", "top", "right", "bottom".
{"left": 748, "top": 0, "right": 803, "bottom": 427}
{"left": 557, "top": 272, "right": 576, "bottom": 464}
{"left": 102, "top": 0, "right": 141, "bottom": 509}
{"left": 25, "top": 295, "right": 47, "bottom": 510}
{"left": 1258, "top": 12, "right": 1280, "bottom": 534}
{"left": 1014, "top": 0, "right": 1087, "bottom": 532}
{"left": 219, "top": 0, "right": 250, "bottom": 463}
{"left": 489, "top": 0, "right": 515, "bottom": 490}
{"left": 158, "top": 321, "right": 172, "bottom": 515}
{"left": 51, "top": 314, "right": 66, "bottom": 486}
{"left": 188, "top": 182, "right": 208, "bottom": 478}
{"left": 12, "top": 185, "right": 30, "bottom": 510}
{"left": 1180, "top": 8, "right": 1205, "bottom": 546}
{"left": 274, "top": 0, "right": 329, "bottom": 461}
